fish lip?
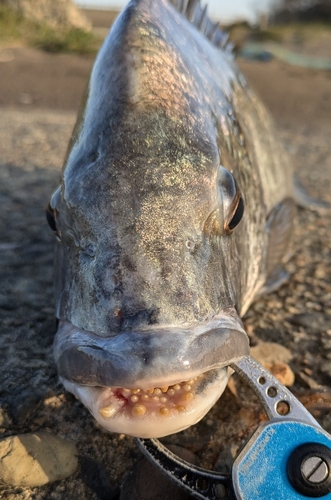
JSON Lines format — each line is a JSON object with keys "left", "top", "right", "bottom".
{"left": 54, "top": 313, "right": 249, "bottom": 388}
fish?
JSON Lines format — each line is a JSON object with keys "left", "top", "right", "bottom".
{"left": 47, "top": 0, "right": 296, "bottom": 438}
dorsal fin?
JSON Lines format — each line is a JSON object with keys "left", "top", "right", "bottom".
{"left": 169, "top": 0, "right": 234, "bottom": 53}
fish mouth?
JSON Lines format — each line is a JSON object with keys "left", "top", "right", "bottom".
{"left": 54, "top": 312, "right": 249, "bottom": 437}
{"left": 60, "top": 367, "right": 229, "bottom": 438}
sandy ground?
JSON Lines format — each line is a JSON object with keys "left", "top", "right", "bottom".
{"left": 0, "top": 22, "right": 331, "bottom": 500}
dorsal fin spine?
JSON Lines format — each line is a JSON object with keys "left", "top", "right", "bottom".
{"left": 206, "top": 21, "right": 219, "bottom": 41}
{"left": 180, "top": 0, "right": 189, "bottom": 14}
{"left": 213, "top": 30, "right": 229, "bottom": 48}
{"left": 187, "top": 0, "right": 199, "bottom": 21}
{"left": 169, "top": 0, "right": 234, "bottom": 55}
{"left": 199, "top": 5, "right": 208, "bottom": 31}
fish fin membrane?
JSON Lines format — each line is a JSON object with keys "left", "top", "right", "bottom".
{"left": 169, "top": 0, "right": 234, "bottom": 54}
{"left": 257, "top": 198, "right": 295, "bottom": 297}
{"left": 294, "top": 176, "right": 331, "bottom": 213}
{"left": 265, "top": 198, "right": 296, "bottom": 284}
{"left": 258, "top": 267, "right": 290, "bottom": 297}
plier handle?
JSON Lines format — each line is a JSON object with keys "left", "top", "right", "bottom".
{"left": 137, "top": 356, "right": 331, "bottom": 499}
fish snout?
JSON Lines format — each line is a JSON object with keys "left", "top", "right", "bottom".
{"left": 53, "top": 314, "right": 249, "bottom": 437}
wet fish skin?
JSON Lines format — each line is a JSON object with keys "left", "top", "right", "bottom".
{"left": 48, "top": 0, "right": 294, "bottom": 437}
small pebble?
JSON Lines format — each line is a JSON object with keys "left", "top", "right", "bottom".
{"left": 265, "top": 362, "right": 295, "bottom": 386}
{"left": 250, "top": 341, "right": 292, "bottom": 365}
{"left": 0, "top": 432, "right": 78, "bottom": 487}
{"left": 321, "top": 362, "right": 331, "bottom": 380}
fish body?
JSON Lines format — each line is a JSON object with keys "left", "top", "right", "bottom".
{"left": 48, "top": 0, "right": 295, "bottom": 438}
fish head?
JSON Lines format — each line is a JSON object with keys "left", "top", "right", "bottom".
{"left": 48, "top": 0, "right": 250, "bottom": 438}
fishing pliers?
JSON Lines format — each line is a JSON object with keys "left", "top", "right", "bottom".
{"left": 137, "top": 355, "right": 331, "bottom": 499}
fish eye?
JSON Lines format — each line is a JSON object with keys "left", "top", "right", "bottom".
{"left": 46, "top": 203, "right": 56, "bottom": 232}
{"left": 226, "top": 196, "right": 244, "bottom": 233}
{"left": 217, "top": 166, "right": 244, "bottom": 234}
{"left": 46, "top": 203, "right": 61, "bottom": 241}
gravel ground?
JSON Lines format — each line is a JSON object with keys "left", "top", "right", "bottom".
{"left": 0, "top": 46, "right": 331, "bottom": 499}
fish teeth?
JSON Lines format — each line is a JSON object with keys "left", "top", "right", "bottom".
{"left": 132, "top": 404, "right": 146, "bottom": 416}
{"left": 99, "top": 403, "right": 121, "bottom": 418}
{"left": 177, "top": 406, "right": 186, "bottom": 412}
{"left": 104, "top": 376, "right": 202, "bottom": 418}
{"left": 99, "top": 377, "right": 199, "bottom": 419}
{"left": 181, "top": 392, "right": 194, "bottom": 402}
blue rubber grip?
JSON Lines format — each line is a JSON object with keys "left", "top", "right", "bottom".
{"left": 232, "top": 421, "right": 331, "bottom": 500}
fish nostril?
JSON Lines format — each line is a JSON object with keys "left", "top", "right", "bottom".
{"left": 111, "top": 308, "right": 159, "bottom": 331}
{"left": 185, "top": 239, "right": 196, "bottom": 252}
{"left": 113, "top": 309, "right": 123, "bottom": 317}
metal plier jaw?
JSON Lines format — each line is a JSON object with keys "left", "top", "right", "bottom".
{"left": 137, "top": 355, "right": 331, "bottom": 499}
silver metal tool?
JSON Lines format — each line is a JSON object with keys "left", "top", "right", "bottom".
{"left": 137, "top": 355, "right": 331, "bottom": 499}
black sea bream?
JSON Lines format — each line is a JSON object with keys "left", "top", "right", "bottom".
{"left": 47, "top": 0, "right": 295, "bottom": 438}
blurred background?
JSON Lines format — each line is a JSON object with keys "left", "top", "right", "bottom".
{"left": 0, "top": 0, "right": 331, "bottom": 124}
{"left": 75, "top": 0, "right": 275, "bottom": 25}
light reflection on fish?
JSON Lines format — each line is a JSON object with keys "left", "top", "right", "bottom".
{"left": 47, "top": 0, "right": 295, "bottom": 438}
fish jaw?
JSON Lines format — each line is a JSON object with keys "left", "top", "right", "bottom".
{"left": 54, "top": 312, "right": 249, "bottom": 437}
{"left": 60, "top": 368, "right": 229, "bottom": 438}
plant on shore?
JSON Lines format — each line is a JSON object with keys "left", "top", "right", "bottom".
{"left": 0, "top": 6, "right": 102, "bottom": 54}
